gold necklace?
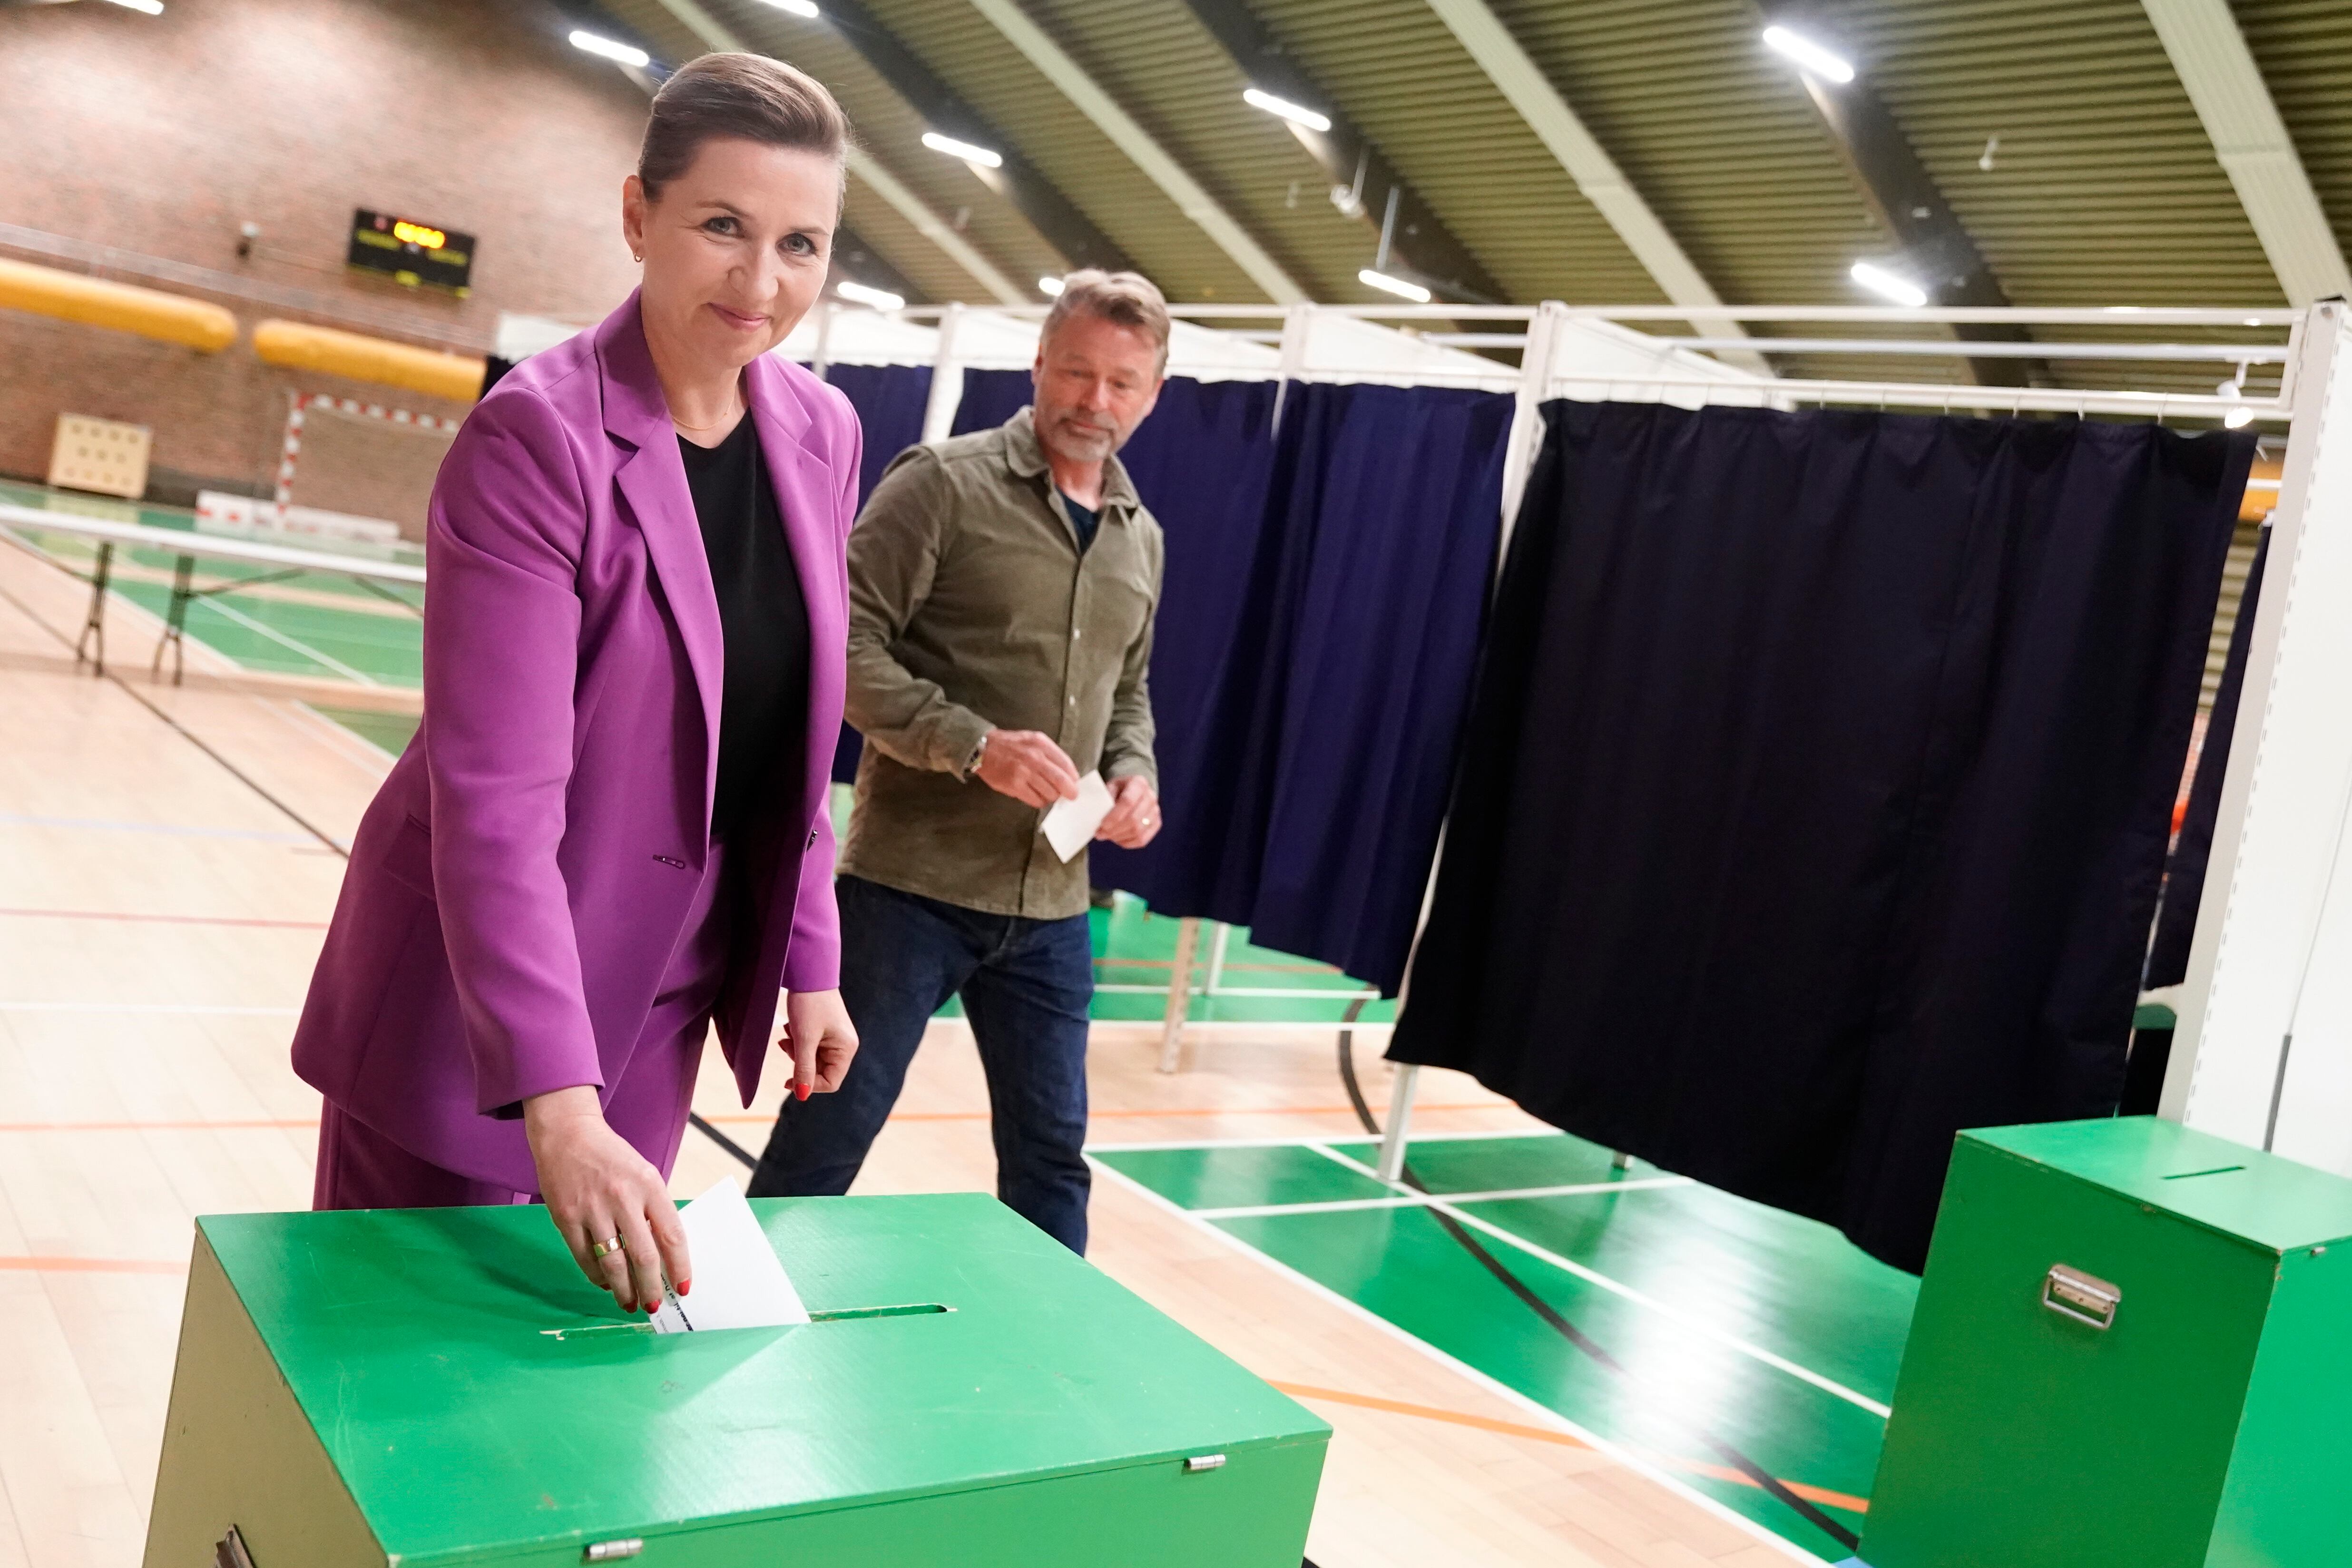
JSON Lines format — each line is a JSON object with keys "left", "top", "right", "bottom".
{"left": 674, "top": 377, "right": 747, "bottom": 432}
{"left": 673, "top": 400, "right": 743, "bottom": 433}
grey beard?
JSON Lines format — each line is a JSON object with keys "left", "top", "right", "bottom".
{"left": 1041, "top": 419, "right": 1118, "bottom": 463}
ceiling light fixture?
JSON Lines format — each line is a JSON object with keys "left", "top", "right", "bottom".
{"left": 1039, "top": 276, "right": 1066, "bottom": 297}
{"left": 754, "top": 0, "right": 821, "bottom": 15}
{"left": 922, "top": 132, "right": 1003, "bottom": 169}
{"left": 1243, "top": 88, "right": 1332, "bottom": 134}
{"left": 1850, "top": 260, "right": 1928, "bottom": 308}
{"left": 837, "top": 280, "right": 906, "bottom": 312}
{"left": 568, "top": 30, "right": 649, "bottom": 68}
{"left": 1360, "top": 268, "right": 1431, "bottom": 304}
{"left": 1762, "top": 25, "right": 1855, "bottom": 84}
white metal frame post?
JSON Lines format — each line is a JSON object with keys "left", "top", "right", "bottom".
{"left": 919, "top": 303, "right": 968, "bottom": 445}
{"left": 1374, "top": 303, "right": 1568, "bottom": 1182}
{"left": 2166, "top": 300, "right": 2352, "bottom": 1174}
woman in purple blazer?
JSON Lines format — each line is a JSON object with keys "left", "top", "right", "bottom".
{"left": 292, "top": 54, "right": 861, "bottom": 1316}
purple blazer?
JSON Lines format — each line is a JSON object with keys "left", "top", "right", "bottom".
{"left": 292, "top": 292, "right": 859, "bottom": 1191}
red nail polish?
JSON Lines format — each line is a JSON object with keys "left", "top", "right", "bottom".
{"left": 795, "top": 1081, "right": 811, "bottom": 1101}
{"left": 647, "top": 1298, "right": 662, "bottom": 1313}
{"left": 679, "top": 1279, "right": 692, "bottom": 1296}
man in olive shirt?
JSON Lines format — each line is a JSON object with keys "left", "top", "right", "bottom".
{"left": 748, "top": 272, "right": 1168, "bottom": 1253}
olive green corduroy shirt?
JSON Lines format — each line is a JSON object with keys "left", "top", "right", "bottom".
{"left": 838, "top": 407, "right": 1164, "bottom": 919}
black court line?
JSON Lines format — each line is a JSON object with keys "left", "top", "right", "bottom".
{"left": 1334, "top": 1021, "right": 1862, "bottom": 1555}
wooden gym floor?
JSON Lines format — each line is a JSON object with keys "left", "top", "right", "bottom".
{"left": 0, "top": 517, "right": 1849, "bottom": 1568}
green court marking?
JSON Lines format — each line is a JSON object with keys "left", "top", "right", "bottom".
{"left": 308, "top": 706, "right": 420, "bottom": 758}
{"left": 1091, "top": 1133, "right": 1916, "bottom": 1557}
{"left": 1091, "top": 1145, "right": 1396, "bottom": 1213}
{"left": 10, "top": 483, "right": 1384, "bottom": 1026}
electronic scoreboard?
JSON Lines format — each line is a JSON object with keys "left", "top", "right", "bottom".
{"left": 347, "top": 209, "right": 475, "bottom": 295}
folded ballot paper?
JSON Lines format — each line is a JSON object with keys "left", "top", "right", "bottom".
{"left": 649, "top": 1178, "right": 810, "bottom": 1334}
{"left": 1041, "top": 770, "right": 1117, "bottom": 862}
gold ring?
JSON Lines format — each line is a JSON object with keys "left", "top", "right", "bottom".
{"left": 590, "top": 1235, "right": 625, "bottom": 1259}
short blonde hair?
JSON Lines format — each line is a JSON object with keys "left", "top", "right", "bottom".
{"left": 1042, "top": 270, "right": 1170, "bottom": 375}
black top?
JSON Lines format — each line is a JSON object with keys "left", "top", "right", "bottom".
{"left": 677, "top": 416, "right": 810, "bottom": 844}
{"left": 1058, "top": 489, "right": 1101, "bottom": 554}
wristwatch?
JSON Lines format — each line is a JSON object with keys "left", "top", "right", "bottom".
{"left": 968, "top": 730, "right": 992, "bottom": 779}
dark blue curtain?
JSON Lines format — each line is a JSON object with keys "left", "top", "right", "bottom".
{"left": 1393, "top": 402, "right": 2249, "bottom": 1272}
{"left": 823, "top": 363, "right": 933, "bottom": 784}
{"left": 950, "top": 368, "right": 1036, "bottom": 438}
{"left": 1096, "top": 380, "right": 1513, "bottom": 994}
{"left": 823, "top": 362, "right": 933, "bottom": 509}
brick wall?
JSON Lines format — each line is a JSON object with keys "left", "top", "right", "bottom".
{"left": 0, "top": 0, "right": 650, "bottom": 523}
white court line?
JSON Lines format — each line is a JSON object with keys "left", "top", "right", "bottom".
{"left": 0, "top": 1003, "right": 301, "bottom": 1016}
{"left": 1191, "top": 1175, "right": 1693, "bottom": 1220}
{"left": 1086, "top": 1125, "right": 1563, "bottom": 1155}
{"left": 1306, "top": 1142, "right": 1894, "bottom": 1420}
{"left": 194, "top": 596, "right": 380, "bottom": 687}
{"left": 1087, "top": 1157, "right": 1829, "bottom": 1567}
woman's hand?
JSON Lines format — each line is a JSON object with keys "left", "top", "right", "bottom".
{"left": 780, "top": 988, "right": 859, "bottom": 1101}
{"left": 523, "top": 1085, "right": 689, "bottom": 1314}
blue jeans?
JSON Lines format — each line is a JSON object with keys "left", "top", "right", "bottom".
{"left": 747, "top": 875, "right": 1096, "bottom": 1253}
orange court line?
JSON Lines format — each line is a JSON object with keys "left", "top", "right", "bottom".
{"left": 1270, "top": 1381, "right": 1867, "bottom": 1515}
{"left": 0, "top": 907, "right": 329, "bottom": 931}
{"left": 0, "top": 1255, "right": 188, "bottom": 1275}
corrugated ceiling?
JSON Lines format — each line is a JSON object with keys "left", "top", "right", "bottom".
{"left": 585, "top": 0, "right": 2348, "bottom": 400}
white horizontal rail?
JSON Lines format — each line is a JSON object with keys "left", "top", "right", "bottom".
{"left": 892, "top": 301, "right": 2304, "bottom": 329}
{"left": 0, "top": 504, "right": 427, "bottom": 585}
{"left": 1643, "top": 337, "right": 2288, "bottom": 364}
{"left": 1548, "top": 374, "right": 2291, "bottom": 423}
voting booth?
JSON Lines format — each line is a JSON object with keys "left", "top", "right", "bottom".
{"left": 1862, "top": 1118, "right": 2352, "bottom": 1568}
{"left": 145, "top": 1193, "right": 1329, "bottom": 1566}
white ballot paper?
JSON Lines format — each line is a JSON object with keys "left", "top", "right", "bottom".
{"left": 1041, "top": 770, "right": 1117, "bottom": 862}
{"left": 649, "top": 1177, "right": 810, "bottom": 1334}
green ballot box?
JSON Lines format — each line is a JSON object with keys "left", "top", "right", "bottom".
{"left": 144, "top": 1193, "right": 1329, "bottom": 1567}
{"left": 1862, "top": 1117, "right": 2352, "bottom": 1568}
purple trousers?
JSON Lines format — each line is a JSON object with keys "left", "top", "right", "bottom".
{"left": 312, "top": 844, "right": 736, "bottom": 1210}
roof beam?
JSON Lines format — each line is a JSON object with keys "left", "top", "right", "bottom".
{"left": 638, "top": 0, "right": 1029, "bottom": 304}
{"left": 1181, "top": 0, "right": 1505, "bottom": 305}
{"left": 2141, "top": 0, "right": 2352, "bottom": 306}
{"left": 960, "top": 0, "right": 1306, "bottom": 303}
{"left": 1420, "top": 0, "right": 1766, "bottom": 370}
{"left": 1781, "top": 68, "right": 2048, "bottom": 387}
{"left": 771, "top": 0, "right": 1136, "bottom": 276}
{"left": 1754, "top": 6, "right": 2048, "bottom": 387}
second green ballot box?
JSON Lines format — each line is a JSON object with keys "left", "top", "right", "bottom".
{"left": 144, "top": 1192, "right": 1329, "bottom": 1566}
{"left": 1862, "top": 1117, "right": 2352, "bottom": 1568}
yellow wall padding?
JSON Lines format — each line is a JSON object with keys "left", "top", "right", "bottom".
{"left": 0, "top": 256, "right": 238, "bottom": 353}
{"left": 252, "top": 319, "right": 485, "bottom": 403}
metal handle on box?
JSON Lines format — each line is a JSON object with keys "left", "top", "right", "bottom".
{"left": 583, "top": 1540, "right": 644, "bottom": 1562}
{"left": 2042, "top": 1264, "right": 2121, "bottom": 1331}
{"left": 1184, "top": 1453, "right": 1227, "bottom": 1473}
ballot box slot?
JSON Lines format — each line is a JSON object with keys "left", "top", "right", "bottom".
{"left": 540, "top": 1302, "right": 953, "bottom": 1341}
